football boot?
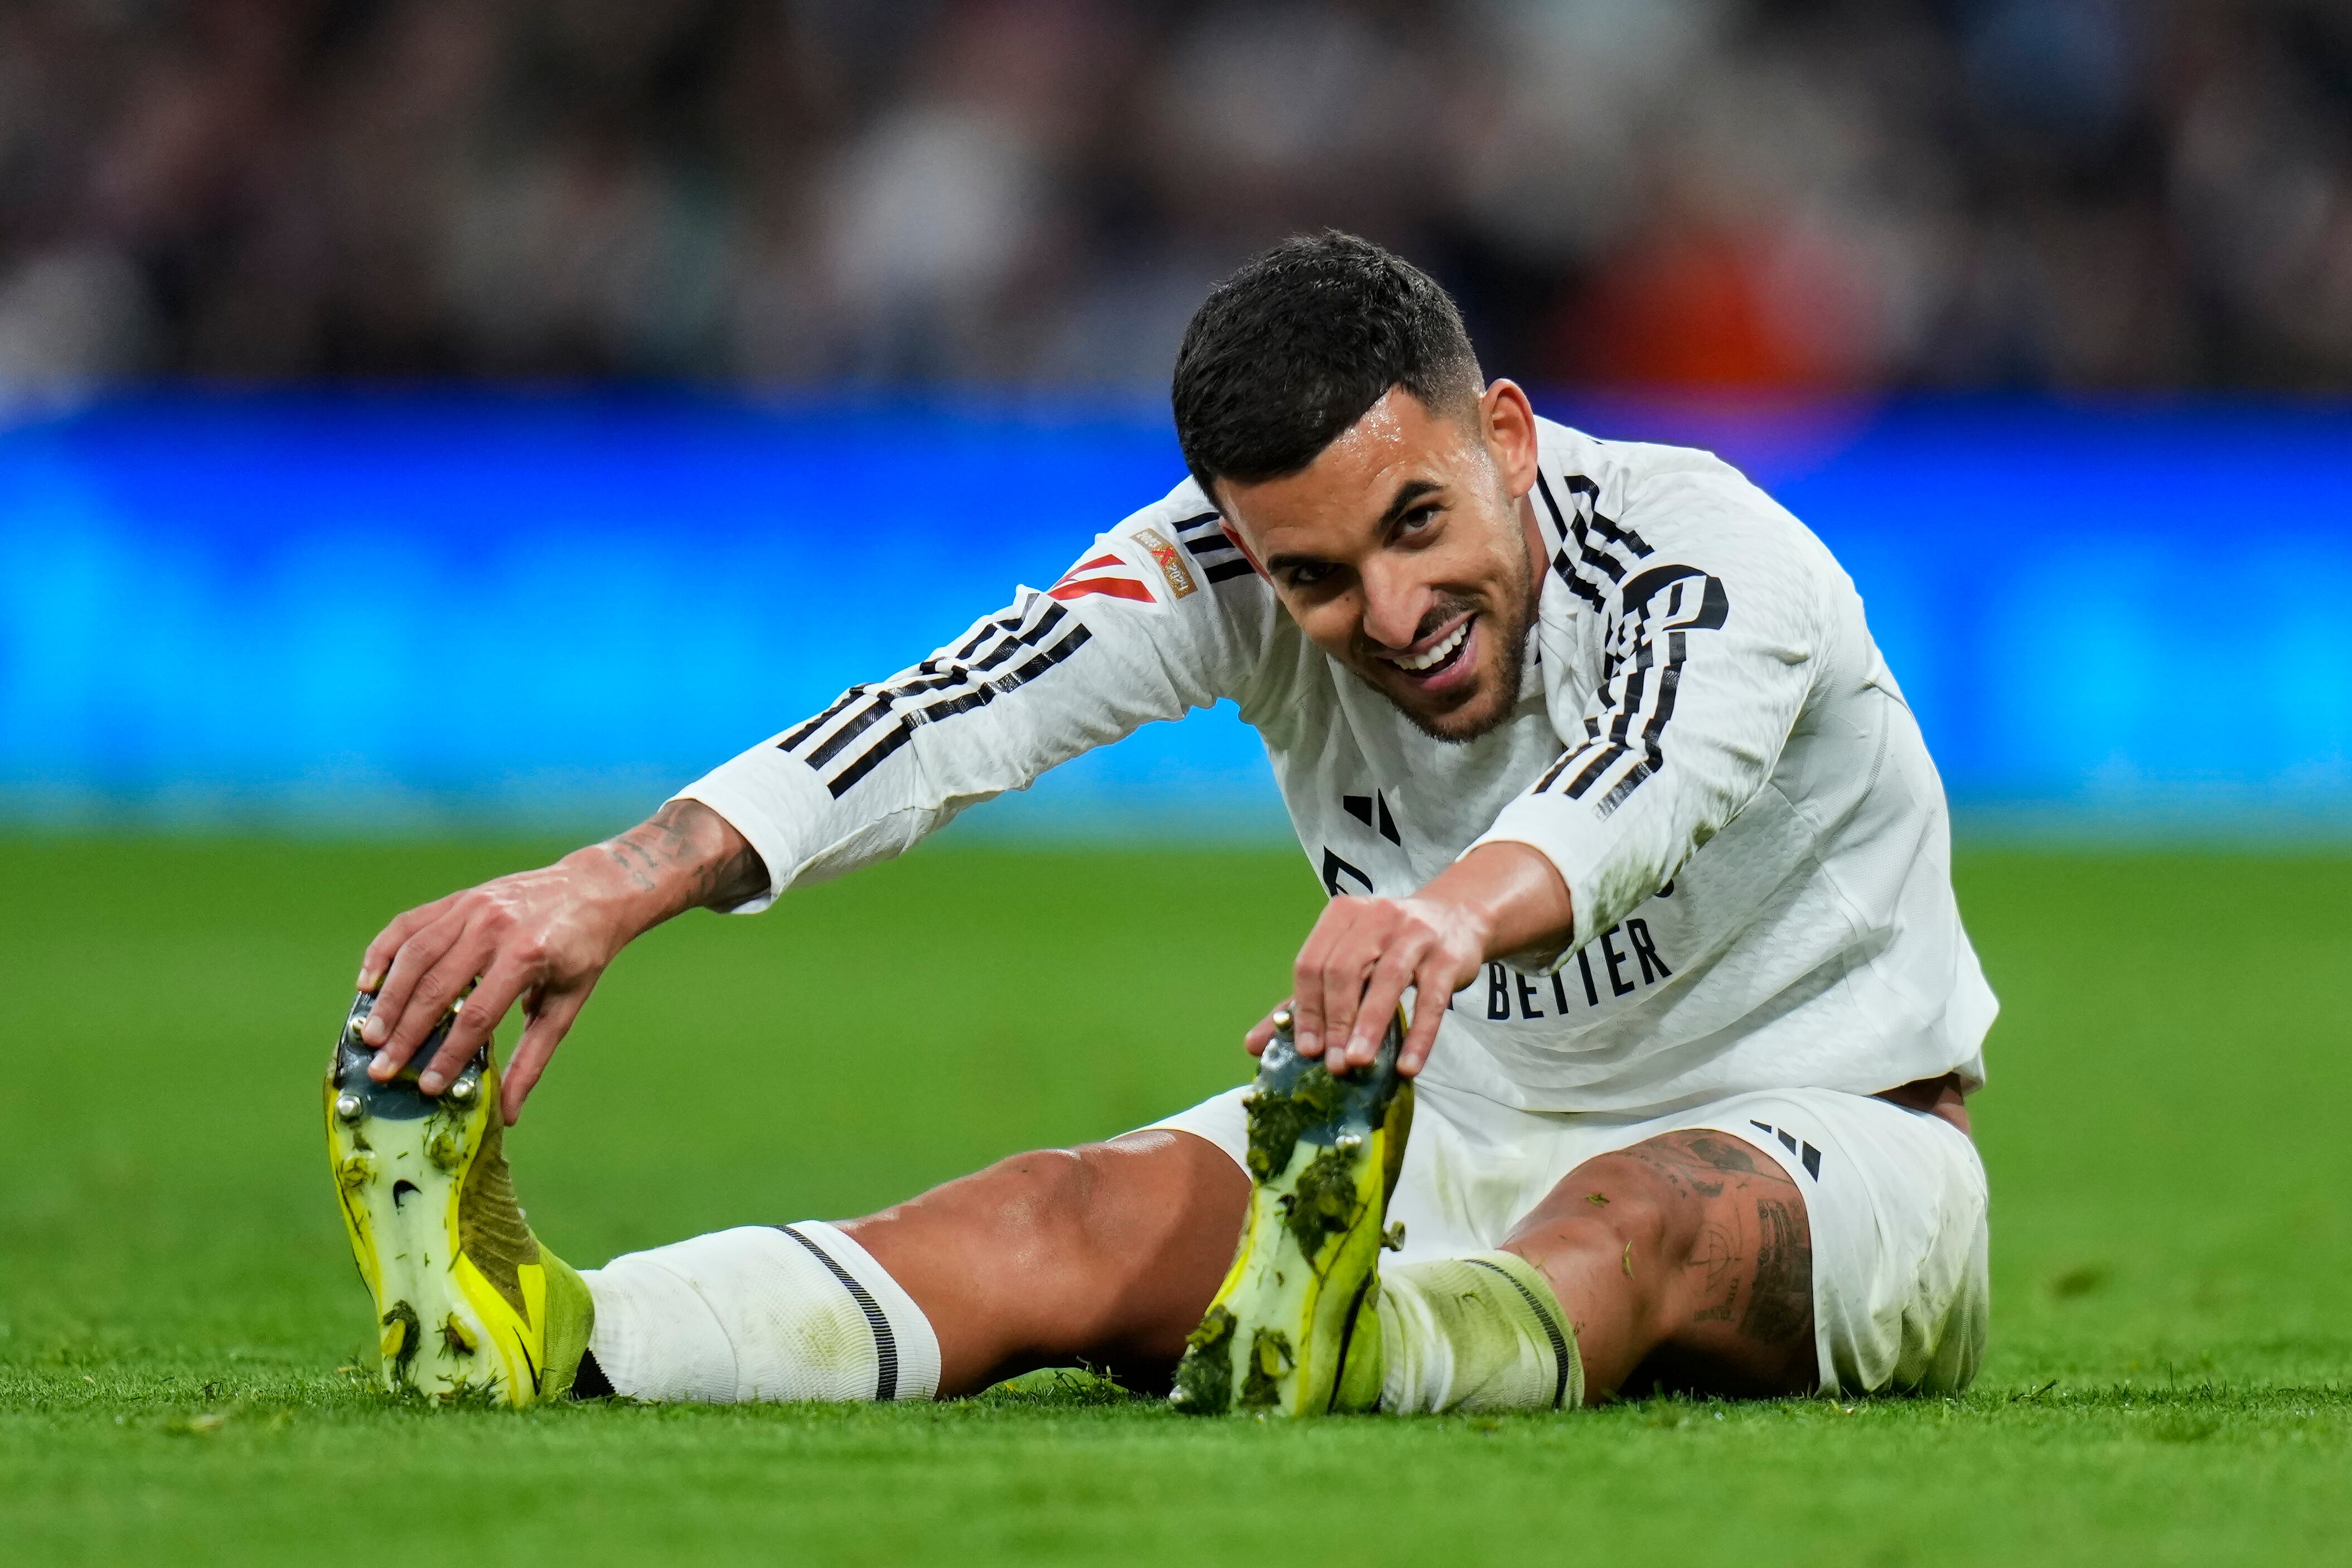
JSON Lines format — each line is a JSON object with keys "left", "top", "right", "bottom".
{"left": 1171, "top": 1008, "right": 1412, "bottom": 1416}
{"left": 326, "top": 991, "right": 592, "bottom": 1406}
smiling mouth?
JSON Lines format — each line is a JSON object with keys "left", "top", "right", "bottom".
{"left": 1377, "top": 614, "right": 1474, "bottom": 679}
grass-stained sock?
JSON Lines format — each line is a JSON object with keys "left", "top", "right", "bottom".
{"left": 1377, "top": 1251, "right": 1582, "bottom": 1412}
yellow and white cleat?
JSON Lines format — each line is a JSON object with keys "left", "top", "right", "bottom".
{"left": 1171, "top": 1009, "right": 1412, "bottom": 1417}
{"left": 326, "top": 992, "right": 592, "bottom": 1406}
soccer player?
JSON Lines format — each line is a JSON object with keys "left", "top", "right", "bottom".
{"left": 327, "top": 233, "right": 1992, "bottom": 1416}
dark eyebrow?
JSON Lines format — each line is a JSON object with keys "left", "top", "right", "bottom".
{"left": 1378, "top": 478, "right": 1445, "bottom": 530}
{"left": 1264, "top": 478, "right": 1447, "bottom": 575}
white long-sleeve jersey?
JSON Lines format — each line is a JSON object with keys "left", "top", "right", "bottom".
{"left": 680, "top": 416, "right": 1995, "bottom": 1115}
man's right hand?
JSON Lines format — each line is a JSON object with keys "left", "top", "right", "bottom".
{"left": 355, "top": 800, "right": 768, "bottom": 1125}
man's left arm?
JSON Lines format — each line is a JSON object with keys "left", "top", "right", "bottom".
{"left": 1274, "top": 463, "right": 1832, "bottom": 1077}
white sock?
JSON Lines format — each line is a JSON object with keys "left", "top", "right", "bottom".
{"left": 1378, "top": 1251, "right": 1584, "bottom": 1412}
{"left": 582, "top": 1221, "right": 942, "bottom": 1404}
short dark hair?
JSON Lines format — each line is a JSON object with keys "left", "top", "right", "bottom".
{"left": 1172, "top": 231, "right": 1483, "bottom": 501}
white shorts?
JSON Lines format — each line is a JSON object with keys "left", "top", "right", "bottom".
{"left": 1147, "top": 1077, "right": 1989, "bottom": 1396}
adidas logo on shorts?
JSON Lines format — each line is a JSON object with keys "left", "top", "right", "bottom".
{"left": 1751, "top": 1121, "right": 1824, "bottom": 1180}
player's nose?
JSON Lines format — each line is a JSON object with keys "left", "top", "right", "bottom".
{"left": 1358, "top": 561, "right": 1433, "bottom": 651}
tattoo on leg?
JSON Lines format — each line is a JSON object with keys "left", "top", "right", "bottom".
{"left": 1617, "top": 1143, "right": 1725, "bottom": 1202}
{"left": 1738, "top": 1197, "right": 1812, "bottom": 1349}
{"left": 1546, "top": 1128, "right": 1814, "bottom": 1395}
{"left": 1680, "top": 1134, "right": 1763, "bottom": 1177}
{"left": 1687, "top": 1218, "right": 1743, "bottom": 1323}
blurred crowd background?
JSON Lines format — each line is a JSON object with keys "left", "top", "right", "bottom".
{"left": 5, "top": 0, "right": 2350, "bottom": 832}
{"left": 4, "top": 0, "right": 2351, "bottom": 398}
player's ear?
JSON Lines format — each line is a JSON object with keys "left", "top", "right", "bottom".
{"left": 1207, "top": 482, "right": 1274, "bottom": 583}
{"left": 1479, "top": 380, "right": 1540, "bottom": 499}
{"left": 1220, "top": 521, "right": 1271, "bottom": 583}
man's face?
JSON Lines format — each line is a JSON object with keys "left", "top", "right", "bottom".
{"left": 1216, "top": 382, "right": 1545, "bottom": 743}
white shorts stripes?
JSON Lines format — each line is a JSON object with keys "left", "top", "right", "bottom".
{"left": 1145, "top": 1077, "right": 1990, "bottom": 1396}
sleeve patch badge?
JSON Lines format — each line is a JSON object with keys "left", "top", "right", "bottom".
{"left": 1135, "top": 526, "right": 1198, "bottom": 600}
{"left": 1046, "top": 527, "right": 1198, "bottom": 606}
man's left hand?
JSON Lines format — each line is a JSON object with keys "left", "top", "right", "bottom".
{"left": 1244, "top": 840, "right": 1575, "bottom": 1080}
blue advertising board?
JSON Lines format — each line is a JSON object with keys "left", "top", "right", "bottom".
{"left": 2, "top": 390, "right": 2346, "bottom": 839}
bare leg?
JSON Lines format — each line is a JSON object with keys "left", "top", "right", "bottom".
{"left": 1501, "top": 1130, "right": 1816, "bottom": 1401}
{"left": 840, "top": 1130, "right": 1248, "bottom": 1397}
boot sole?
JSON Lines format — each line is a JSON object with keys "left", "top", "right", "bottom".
{"left": 326, "top": 995, "right": 550, "bottom": 1407}
{"left": 1172, "top": 1014, "right": 1411, "bottom": 1417}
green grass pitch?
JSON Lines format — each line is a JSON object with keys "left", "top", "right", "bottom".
{"left": 3, "top": 835, "right": 2349, "bottom": 1564}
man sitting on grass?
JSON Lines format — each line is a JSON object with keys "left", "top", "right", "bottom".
{"left": 326, "top": 231, "right": 1992, "bottom": 1416}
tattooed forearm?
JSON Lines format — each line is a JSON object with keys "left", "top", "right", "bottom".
{"left": 598, "top": 800, "right": 770, "bottom": 914}
{"left": 603, "top": 834, "right": 667, "bottom": 893}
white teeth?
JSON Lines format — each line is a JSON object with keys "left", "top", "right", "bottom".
{"left": 1385, "top": 620, "right": 1469, "bottom": 673}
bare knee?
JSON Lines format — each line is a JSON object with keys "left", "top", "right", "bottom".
{"left": 1518, "top": 1134, "right": 1817, "bottom": 1397}
{"left": 1503, "top": 1152, "right": 1689, "bottom": 1308}
{"left": 980, "top": 1136, "right": 1242, "bottom": 1298}
{"left": 979, "top": 1146, "right": 1117, "bottom": 1277}
{"left": 872, "top": 1146, "right": 1104, "bottom": 1275}
{"left": 857, "top": 1133, "right": 1237, "bottom": 1317}
{"left": 842, "top": 1131, "right": 1241, "bottom": 1391}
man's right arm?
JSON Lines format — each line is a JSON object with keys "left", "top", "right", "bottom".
{"left": 355, "top": 482, "right": 1270, "bottom": 1124}
{"left": 674, "top": 492, "right": 1270, "bottom": 914}
{"left": 356, "top": 799, "right": 766, "bottom": 1124}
